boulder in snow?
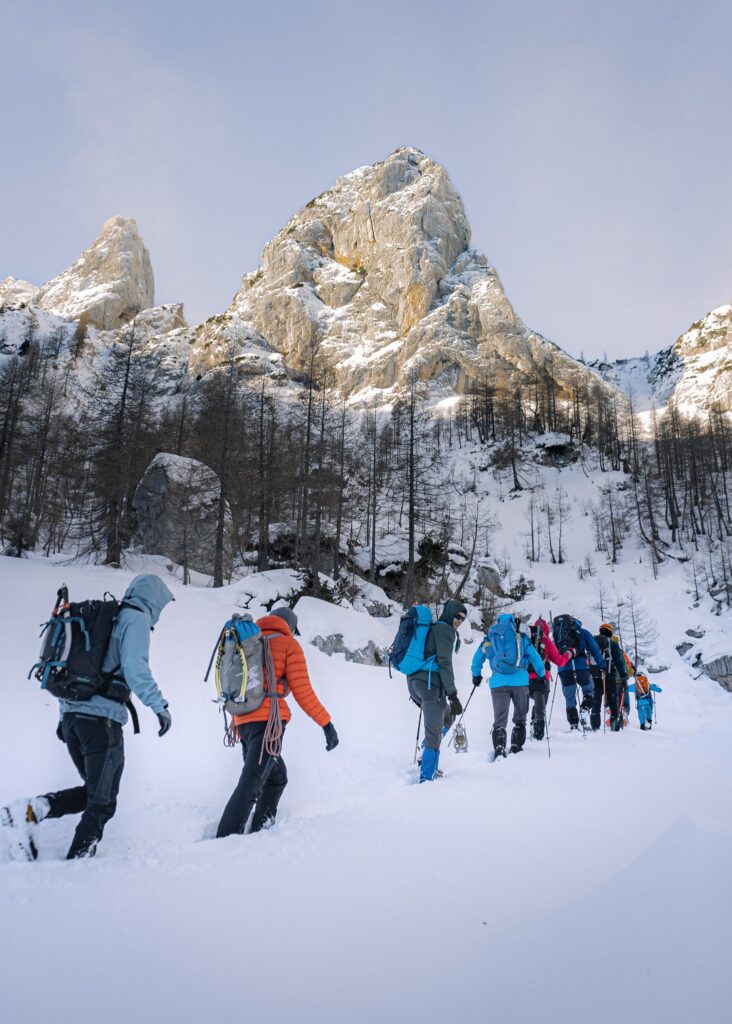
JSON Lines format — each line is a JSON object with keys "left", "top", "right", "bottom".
{"left": 702, "top": 655, "right": 732, "bottom": 692}
{"left": 294, "top": 595, "right": 394, "bottom": 666}
{"left": 133, "top": 453, "right": 228, "bottom": 577}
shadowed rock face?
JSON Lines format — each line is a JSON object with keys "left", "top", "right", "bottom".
{"left": 37, "top": 216, "right": 154, "bottom": 330}
{"left": 134, "top": 453, "right": 229, "bottom": 576}
{"left": 703, "top": 654, "right": 732, "bottom": 692}
{"left": 190, "top": 147, "right": 611, "bottom": 406}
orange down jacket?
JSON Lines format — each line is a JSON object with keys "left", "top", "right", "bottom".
{"left": 232, "top": 614, "right": 331, "bottom": 728}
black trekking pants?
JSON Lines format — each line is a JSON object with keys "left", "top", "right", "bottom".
{"left": 590, "top": 676, "right": 622, "bottom": 728}
{"left": 44, "top": 713, "right": 125, "bottom": 859}
{"left": 529, "top": 676, "right": 550, "bottom": 720}
{"left": 216, "top": 721, "right": 288, "bottom": 839}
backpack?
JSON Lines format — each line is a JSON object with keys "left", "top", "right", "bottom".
{"left": 389, "top": 605, "right": 437, "bottom": 677}
{"left": 594, "top": 634, "right": 615, "bottom": 679}
{"left": 530, "top": 621, "right": 548, "bottom": 665}
{"left": 30, "top": 584, "right": 131, "bottom": 705}
{"left": 205, "top": 614, "right": 286, "bottom": 715}
{"left": 487, "top": 616, "right": 523, "bottom": 674}
{"left": 635, "top": 674, "right": 651, "bottom": 698}
{"left": 552, "top": 614, "right": 582, "bottom": 656}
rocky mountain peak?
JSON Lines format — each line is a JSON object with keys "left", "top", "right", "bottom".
{"left": 36, "top": 216, "right": 154, "bottom": 330}
{"left": 190, "top": 147, "right": 608, "bottom": 405}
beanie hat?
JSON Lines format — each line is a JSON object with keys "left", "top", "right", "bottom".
{"left": 270, "top": 606, "right": 299, "bottom": 635}
{"left": 599, "top": 623, "right": 614, "bottom": 637}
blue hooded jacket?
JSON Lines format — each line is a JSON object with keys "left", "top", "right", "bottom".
{"left": 59, "top": 574, "right": 174, "bottom": 725}
{"left": 471, "top": 614, "right": 546, "bottom": 688}
{"left": 557, "top": 620, "right": 608, "bottom": 677}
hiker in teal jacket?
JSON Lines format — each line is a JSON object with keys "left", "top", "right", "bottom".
{"left": 629, "top": 676, "right": 662, "bottom": 730}
{"left": 472, "top": 612, "right": 545, "bottom": 757}
{"left": 407, "top": 599, "right": 467, "bottom": 782}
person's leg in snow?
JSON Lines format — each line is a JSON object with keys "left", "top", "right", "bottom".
{"left": 509, "top": 685, "right": 529, "bottom": 752}
{"left": 408, "top": 677, "right": 448, "bottom": 781}
{"left": 250, "top": 755, "right": 288, "bottom": 832}
{"left": 561, "top": 677, "right": 580, "bottom": 727}
{"left": 217, "top": 722, "right": 288, "bottom": 837}
{"left": 39, "top": 713, "right": 125, "bottom": 859}
{"left": 530, "top": 678, "right": 549, "bottom": 739}
{"left": 490, "top": 687, "right": 512, "bottom": 756}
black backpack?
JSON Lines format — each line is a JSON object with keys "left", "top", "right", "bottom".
{"left": 552, "top": 614, "right": 583, "bottom": 656}
{"left": 529, "top": 621, "right": 548, "bottom": 667}
{"left": 30, "top": 585, "right": 134, "bottom": 707}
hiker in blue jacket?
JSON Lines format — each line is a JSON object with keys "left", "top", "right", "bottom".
{"left": 2, "top": 574, "right": 174, "bottom": 861}
{"left": 471, "top": 612, "right": 546, "bottom": 757}
{"left": 553, "top": 616, "right": 608, "bottom": 730}
{"left": 406, "top": 599, "right": 467, "bottom": 782}
{"left": 629, "top": 675, "right": 662, "bottom": 730}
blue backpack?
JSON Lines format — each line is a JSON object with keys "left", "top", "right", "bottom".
{"left": 389, "top": 606, "right": 437, "bottom": 678}
{"left": 487, "top": 616, "right": 523, "bottom": 674}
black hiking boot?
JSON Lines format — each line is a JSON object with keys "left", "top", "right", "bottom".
{"left": 492, "top": 726, "right": 507, "bottom": 759}
{"left": 567, "top": 706, "right": 579, "bottom": 730}
{"left": 532, "top": 715, "right": 545, "bottom": 741}
{"left": 510, "top": 724, "right": 526, "bottom": 754}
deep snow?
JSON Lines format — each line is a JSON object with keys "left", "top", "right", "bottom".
{"left": 1, "top": 555, "right": 731, "bottom": 1024}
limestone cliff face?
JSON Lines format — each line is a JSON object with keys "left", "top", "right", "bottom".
{"left": 592, "top": 302, "right": 732, "bottom": 416}
{"left": 36, "top": 216, "right": 154, "bottom": 330}
{"left": 190, "top": 147, "right": 607, "bottom": 404}
{"left": 0, "top": 277, "right": 40, "bottom": 307}
{"left": 668, "top": 304, "right": 732, "bottom": 414}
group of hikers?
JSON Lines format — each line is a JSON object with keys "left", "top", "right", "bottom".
{"left": 391, "top": 598, "right": 662, "bottom": 782}
{"left": 1, "top": 573, "right": 660, "bottom": 861}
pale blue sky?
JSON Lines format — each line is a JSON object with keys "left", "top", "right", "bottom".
{"left": 2, "top": 0, "right": 730, "bottom": 359}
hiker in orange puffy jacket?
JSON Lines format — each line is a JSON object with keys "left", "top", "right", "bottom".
{"left": 527, "top": 617, "right": 575, "bottom": 741}
{"left": 216, "top": 606, "right": 338, "bottom": 839}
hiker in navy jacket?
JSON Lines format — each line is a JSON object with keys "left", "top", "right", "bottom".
{"left": 472, "top": 612, "right": 546, "bottom": 757}
{"left": 589, "top": 624, "right": 629, "bottom": 731}
{"left": 555, "top": 617, "right": 608, "bottom": 730}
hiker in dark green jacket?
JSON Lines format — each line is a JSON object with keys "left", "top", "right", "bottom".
{"left": 407, "top": 599, "right": 467, "bottom": 782}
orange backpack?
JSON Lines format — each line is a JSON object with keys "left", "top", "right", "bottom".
{"left": 635, "top": 674, "right": 651, "bottom": 697}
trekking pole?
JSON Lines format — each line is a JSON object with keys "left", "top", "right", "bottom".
{"left": 413, "top": 708, "right": 423, "bottom": 764}
{"left": 573, "top": 667, "right": 587, "bottom": 740}
{"left": 545, "top": 674, "right": 552, "bottom": 760}
{"left": 602, "top": 673, "right": 607, "bottom": 734}
{"left": 547, "top": 671, "right": 559, "bottom": 727}
{"left": 447, "top": 685, "right": 477, "bottom": 748}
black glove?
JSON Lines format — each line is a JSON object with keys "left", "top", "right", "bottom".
{"left": 449, "top": 693, "right": 463, "bottom": 717}
{"left": 157, "top": 705, "right": 172, "bottom": 737}
{"left": 323, "top": 722, "right": 339, "bottom": 751}
{"left": 567, "top": 648, "right": 577, "bottom": 659}
{"left": 56, "top": 721, "right": 65, "bottom": 743}
{"left": 472, "top": 675, "right": 482, "bottom": 688}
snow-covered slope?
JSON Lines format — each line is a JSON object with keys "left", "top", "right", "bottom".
{"left": 0, "top": 549, "right": 730, "bottom": 1024}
